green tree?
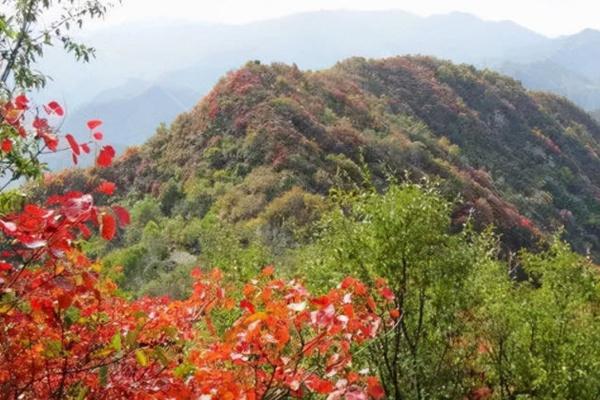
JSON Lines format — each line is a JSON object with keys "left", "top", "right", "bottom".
{"left": 473, "top": 238, "right": 600, "bottom": 399}
{"left": 0, "top": 0, "right": 115, "bottom": 94}
{"left": 300, "top": 182, "right": 496, "bottom": 399}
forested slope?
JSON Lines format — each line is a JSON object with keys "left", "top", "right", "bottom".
{"left": 39, "top": 56, "right": 600, "bottom": 262}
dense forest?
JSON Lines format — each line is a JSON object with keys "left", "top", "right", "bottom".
{"left": 3, "top": 1, "right": 600, "bottom": 399}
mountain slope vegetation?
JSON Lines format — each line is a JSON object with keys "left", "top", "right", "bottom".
{"left": 41, "top": 56, "right": 600, "bottom": 267}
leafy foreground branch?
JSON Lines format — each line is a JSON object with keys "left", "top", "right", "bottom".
{"left": 0, "top": 206, "right": 391, "bottom": 398}
{"left": 0, "top": 94, "right": 392, "bottom": 398}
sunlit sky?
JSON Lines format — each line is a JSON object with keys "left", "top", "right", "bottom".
{"left": 98, "top": 0, "right": 600, "bottom": 37}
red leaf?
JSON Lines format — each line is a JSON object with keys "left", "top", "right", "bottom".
{"left": 97, "top": 145, "right": 115, "bottom": 167}
{"left": 366, "top": 377, "right": 385, "bottom": 399}
{"left": 240, "top": 299, "right": 255, "bottom": 314}
{"left": 112, "top": 206, "right": 131, "bottom": 227}
{"left": 65, "top": 134, "right": 80, "bottom": 155}
{"left": 33, "top": 117, "right": 48, "bottom": 130}
{"left": 57, "top": 293, "right": 73, "bottom": 309}
{"left": 96, "top": 181, "right": 116, "bottom": 196}
{"left": 93, "top": 131, "right": 103, "bottom": 141}
{"left": 79, "top": 223, "right": 91, "bottom": 239}
{"left": 80, "top": 143, "right": 91, "bottom": 154}
{"left": 72, "top": 153, "right": 78, "bottom": 165}
{"left": 14, "top": 94, "right": 28, "bottom": 109}
{"left": 1, "top": 139, "right": 12, "bottom": 153}
{"left": 41, "top": 132, "right": 59, "bottom": 152}
{"left": 87, "top": 119, "right": 103, "bottom": 130}
{"left": 379, "top": 287, "right": 395, "bottom": 301}
{"left": 47, "top": 101, "right": 64, "bottom": 116}
{"left": 305, "top": 376, "right": 335, "bottom": 394}
{"left": 0, "top": 262, "right": 12, "bottom": 271}
{"left": 261, "top": 265, "right": 275, "bottom": 276}
{"left": 101, "top": 213, "right": 117, "bottom": 240}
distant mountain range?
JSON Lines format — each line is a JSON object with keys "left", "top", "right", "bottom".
{"left": 37, "top": 11, "right": 600, "bottom": 154}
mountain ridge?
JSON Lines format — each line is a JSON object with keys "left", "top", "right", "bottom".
{"left": 39, "top": 56, "right": 600, "bottom": 260}
{"left": 40, "top": 11, "right": 600, "bottom": 153}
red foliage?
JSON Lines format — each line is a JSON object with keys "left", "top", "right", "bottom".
{"left": 1, "top": 96, "right": 113, "bottom": 167}
{"left": 87, "top": 119, "right": 103, "bottom": 130}
{"left": 96, "top": 181, "right": 116, "bottom": 196}
{"left": 1, "top": 94, "right": 392, "bottom": 399}
{"left": 227, "top": 68, "right": 262, "bottom": 95}
{"left": 519, "top": 216, "right": 533, "bottom": 229}
{"left": 0, "top": 199, "right": 392, "bottom": 397}
{"left": 1, "top": 138, "right": 12, "bottom": 152}
{"left": 46, "top": 101, "right": 65, "bottom": 116}
{"left": 97, "top": 145, "right": 116, "bottom": 167}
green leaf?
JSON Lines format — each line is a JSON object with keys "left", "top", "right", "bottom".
{"left": 64, "top": 306, "right": 80, "bottom": 327}
{"left": 125, "top": 329, "right": 138, "bottom": 347}
{"left": 135, "top": 349, "right": 147, "bottom": 367}
{"left": 173, "top": 362, "right": 196, "bottom": 379}
{"left": 111, "top": 332, "right": 121, "bottom": 352}
{"left": 99, "top": 365, "right": 108, "bottom": 387}
{"left": 74, "top": 385, "right": 88, "bottom": 400}
{"left": 153, "top": 346, "right": 169, "bottom": 367}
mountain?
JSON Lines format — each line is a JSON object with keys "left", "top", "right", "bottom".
{"left": 36, "top": 12, "right": 600, "bottom": 153}
{"left": 38, "top": 11, "right": 551, "bottom": 148}
{"left": 41, "top": 56, "right": 600, "bottom": 261}
{"left": 496, "top": 61, "right": 600, "bottom": 111}
{"left": 592, "top": 109, "right": 600, "bottom": 123}
{"left": 493, "top": 28, "right": 600, "bottom": 110}
{"left": 547, "top": 29, "right": 600, "bottom": 82}
{"left": 40, "top": 84, "right": 200, "bottom": 171}
{"left": 63, "top": 84, "right": 200, "bottom": 147}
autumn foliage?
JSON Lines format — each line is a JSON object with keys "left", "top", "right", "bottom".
{"left": 0, "top": 97, "right": 390, "bottom": 398}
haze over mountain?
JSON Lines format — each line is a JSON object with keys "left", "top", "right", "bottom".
{"left": 38, "top": 10, "right": 600, "bottom": 152}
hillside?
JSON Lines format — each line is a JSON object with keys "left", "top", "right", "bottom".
{"left": 42, "top": 56, "right": 600, "bottom": 263}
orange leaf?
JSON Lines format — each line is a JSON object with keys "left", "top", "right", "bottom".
{"left": 261, "top": 265, "right": 275, "bottom": 276}
{"left": 96, "top": 181, "right": 116, "bottom": 196}
{"left": 305, "top": 376, "right": 334, "bottom": 394}
{"left": 367, "top": 377, "right": 385, "bottom": 399}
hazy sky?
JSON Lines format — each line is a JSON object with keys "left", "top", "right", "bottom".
{"left": 100, "top": 0, "right": 599, "bottom": 37}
